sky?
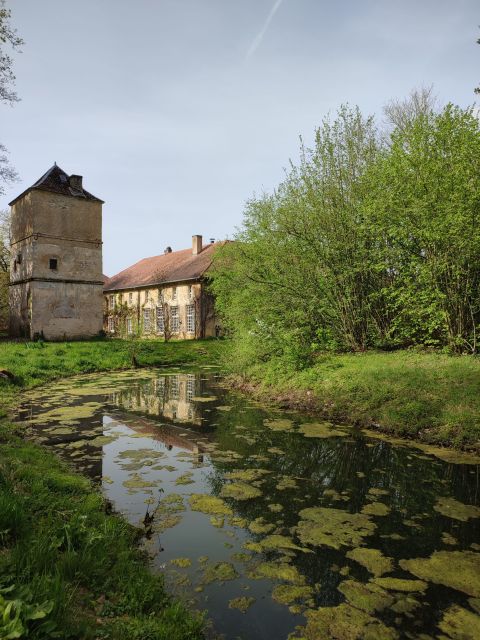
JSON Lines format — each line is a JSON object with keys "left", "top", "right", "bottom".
{"left": 2, "top": 0, "right": 479, "bottom": 276}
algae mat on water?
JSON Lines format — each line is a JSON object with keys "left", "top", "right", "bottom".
{"left": 296, "top": 507, "right": 376, "bottom": 550}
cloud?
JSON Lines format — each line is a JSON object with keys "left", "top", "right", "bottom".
{"left": 245, "top": 0, "right": 284, "bottom": 60}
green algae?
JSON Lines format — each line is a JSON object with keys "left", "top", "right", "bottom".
{"left": 217, "top": 405, "right": 233, "bottom": 411}
{"left": 251, "top": 561, "right": 305, "bottom": 584}
{"left": 441, "top": 532, "right": 458, "bottom": 546}
{"left": 260, "top": 534, "right": 311, "bottom": 554}
{"left": 231, "top": 552, "right": 252, "bottom": 563}
{"left": 189, "top": 494, "right": 233, "bottom": 516}
{"left": 263, "top": 418, "right": 294, "bottom": 431}
{"left": 267, "top": 446, "right": 286, "bottom": 455}
{"left": 338, "top": 579, "right": 394, "bottom": 614}
{"left": 367, "top": 488, "right": 389, "bottom": 497}
{"left": 390, "top": 594, "right": 420, "bottom": 615}
{"left": 296, "top": 507, "right": 376, "bottom": 550}
{"left": 153, "top": 514, "right": 183, "bottom": 532}
{"left": 434, "top": 497, "right": 480, "bottom": 522}
{"left": 248, "top": 517, "right": 275, "bottom": 535}
{"left": 438, "top": 604, "right": 480, "bottom": 639}
{"left": 220, "top": 482, "right": 262, "bottom": 501}
{"left": 299, "top": 422, "right": 348, "bottom": 438}
{"left": 228, "top": 596, "right": 255, "bottom": 613}
{"left": 276, "top": 476, "right": 298, "bottom": 491}
{"left": 361, "top": 502, "right": 390, "bottom": 517}
{"left": 210, "top": 516, "right": 224, "bottom": 528}
{"left": 191, "top": 396, "right": 217, "bottom": 402}
{"left": 272, "top": 584, "right": 314, "bottom": 607}
{"left": 224, "top": 468, "right": 271, "bottom": 482}
{"left": 229, "top": 515, "right": 248, "bottom": 528}
{"left": 400, "top": 550, "right": 480, "bottom": 597}
{"left": 469, "top": 598, "right": 480, "bottom": 614}
{"left": 371, "top": 577, "right": 427, "bottom": 592}
{"left": 268, "top": 503, "right": 284, "bottom": 512}
{"left": 243, "top": 541, "right": 263, "bottom": 553}
{"left": 170, "top": 557, "right": 192, "bottom": 568}
{"left": 175, "top": 472, "right": 195, "bottom": 485}
{"left": 102, "top": 475, "right": 114, "bottom": 484}
{"left": 122, "top": 474, "right": 156, "bottom": 489}
{"left": 324, "top": 489, "right": 350, "bottom": 502}
{"left": 201, "top": 562, "right": 239, "bottom": 585}
{"left": 90, "top": 434, "right": 117, "bottom": 446}
{"left": 290, "top": 603, "right": 398, "bottom": 640}
{"left": 346, "top": 548, "right": 393, "bottom": 577}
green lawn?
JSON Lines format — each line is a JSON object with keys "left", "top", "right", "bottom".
{"left": 238, "top": 350, "right": 480, "bottom": 450}
{"left": 0, "top": 337, "right": 222, "bottom": 639}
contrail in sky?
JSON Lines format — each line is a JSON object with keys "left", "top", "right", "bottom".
{"left": 246, "top": 0, "right": 284, "bottom": 60}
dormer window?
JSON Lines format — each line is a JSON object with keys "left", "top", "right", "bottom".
{"left": 49, "top": 258, "right": 58, "bottom": 271}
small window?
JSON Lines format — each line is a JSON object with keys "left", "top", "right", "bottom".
{"left": 108, "top": 317, "right": 115, "bottom": 333}
{"left": 143, "top": 308, "right": 152, "bottom": 333}
{"left": 156, "top": 305, "right": 164, "bottom": 333}
{"left": 129, "top": 292, "right": 133, "bottom": 304}
{"left": 188, "top": 285, "right": 193, "bottom": 299}
{"left": 127, "top": 317, "right": 133, "bottom": 334}
{"left": 16, "top": 253, "right": 22, "bottom": 265}
{"left": 172, "top": 286, "right": 177, "bottom": 301}
{"left": 49, "top": 258, "right": 58, "bottom": 270}
{"left": 109, "top": 295, "right": 115, "bottom": 310}
{"left": 145, "top": 290, "right": 149, "bottom": 302}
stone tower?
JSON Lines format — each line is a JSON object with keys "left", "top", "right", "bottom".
{"left": 9, "top": 164, "right": 104, "bottom": 340}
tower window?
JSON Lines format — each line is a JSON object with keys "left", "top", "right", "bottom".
{"left": 49, "top": 258, "right": 58, "bottom": 270}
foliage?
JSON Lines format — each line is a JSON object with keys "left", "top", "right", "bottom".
{"left": 211, "top": 100, "right": 480, "bottom": 366}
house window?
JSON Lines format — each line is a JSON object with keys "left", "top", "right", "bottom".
{"left": 170, "top": 376, "right": 179, "bottom": 399}
{"left": 16, "top": 253, "right": 22, "bottom": 265}
{"left": 171, "top": 306, "right": 179, "bottom": 333}
{"left": 188, "top": 285, "right": 193, "bottom": 299}
{"left": 108, "top": 317, "right": 115, "bottom": 333}
{"left": 145, "top": 290, "right": 149, "bottom": 302}
{"left": 129, "top": 292, "right": 133, "bottom": 304}
{"left": 186, "top": 374, "right": 196, "bottom": 400}
{"left": 186, "top": 304, "right": 195, "bottom": 334}
{"left": 143, "top": 308, "right": 152, "bottom": 333}
{"left": 49, "top": 258, "right": 58, "bottom": 270}
{"left": 109, "top": 295, "right": 115, "bottom": 310}
{"left": 156, "top": 305, "right": 164, "bottom": 333}
{"left": 126, "top": 317, "right": 133, "bottom": 334}
{"left": 172, "top": 286, "right": 177, "bottom": 301}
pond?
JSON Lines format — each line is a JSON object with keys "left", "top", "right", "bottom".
{"left": 19, "top": 368, "right": 480, "bottom": 640}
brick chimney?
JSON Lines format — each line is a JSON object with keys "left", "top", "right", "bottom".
{"left": 192, "top": 235, "right": 202, "bottom": 255}
{"left": 69, "top": 174, "right": 83, "bottom": 191}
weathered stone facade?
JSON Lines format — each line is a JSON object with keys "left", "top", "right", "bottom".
{"left": 9, "top": 165, "right": 104, "bottom": 340}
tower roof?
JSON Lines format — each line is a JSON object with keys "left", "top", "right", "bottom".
{"left": 8, "top": 163, "right": 104, "bottom": 206}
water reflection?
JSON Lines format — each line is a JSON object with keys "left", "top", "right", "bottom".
{"left": 19, "top": 371, "right": 480, "bottom": 640}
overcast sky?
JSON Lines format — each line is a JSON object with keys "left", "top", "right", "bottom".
{"left": 2, "top": 0, "right": 479, "bottom": 275}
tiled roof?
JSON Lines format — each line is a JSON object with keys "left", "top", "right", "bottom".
{"left": 104, "top": 242, "right": 221, "bottom": 291}
{"left": 9, "top": 164, "right": 104, "bottom": 205}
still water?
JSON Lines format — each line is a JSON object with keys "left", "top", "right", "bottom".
{"left": 19, "top": 369, "right": 480, "bottom": 640}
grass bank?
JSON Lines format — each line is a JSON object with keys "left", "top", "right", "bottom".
{"left": 229, "top": 350, "right": 480, "bottom": 451}
{"left": 0, "top": 338, "right": 222, "bottom": 639}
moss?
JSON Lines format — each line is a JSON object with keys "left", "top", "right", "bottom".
{"left": 263, "top": 418, "right": 294, "bottom": 431}
{"left": 438, "top": 604, "right": 480, "bottom": 639}
{"left": 170, "top": 557, "right": 192, "bottom": 568}
{"left": 290, "top": 603, "right": 399, "bottom": 640}
{"left": 272, "top": 584, "right": 314, "bottom": 607}
{"left": 296, "top": 507, "right": 376, "bottom": 550}
{"left": 400, "top": 551, "right": 480, "bottom": 597}
{"left": 371, "top": 577, "right": 427, "bottom": 592}
{"left": 220, "top": 481, "right": 262, "bottom": 500}
{"left": 189, "top": 493, "right": 233, "bottom": 516}
{"left": 346, "top": 548, "right": 393, "bottom": 577}
{"left": 299, "top": 422, "right": 349, "bottom": 438}
{"left": 361, "top": 502, "right": 390, "bottom": 517}
{"left": 249, "top": 517, "right": 275, "bottom": 535}
{"left": 434, "top": 497, "right": 480, "bottom": 522}
{"left": 228, "top": 596, "right": 255, "bottom": 613}
{"left": 201, "top": 562, "right": 239, "bottom": 585}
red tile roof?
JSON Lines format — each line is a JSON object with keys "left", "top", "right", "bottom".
{"left": 104, "top": 242, "right": 221, "bottom": 291}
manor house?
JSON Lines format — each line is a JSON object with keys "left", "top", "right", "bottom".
{"left": 103, "top": 235, "right": 221, "bottom": 339}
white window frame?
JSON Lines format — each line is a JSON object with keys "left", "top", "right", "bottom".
{"left": 126, "top": 317, "right": 133, "bottom": 334}
{"left": 156, "top": 305, "right": 164, "bottom": 334}
{"left": 186, "top": 304, "right": 195, "bottom": 334}
{"left": 108, "top": 317, "right": 115, "bottom": 333}
{"left": 129, "top": 292, "right": 133, "bottom": 304}
{"left": 170, "top": 306, "right": 179, "bottom": 333}
{"left": 143, "top": 308, "right": 152, "bottom": 333}
{"left": 109, "top": 295, "right": 115, "bottom": 310}
{"left": 172, "top": 286, "right": 177, "bottom": 301}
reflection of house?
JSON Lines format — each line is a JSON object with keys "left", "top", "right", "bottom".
{"left": 104, "top": 235, "right": 222, "bottom": 339}
{"left": 108, "top": 374, "right": 204, "bottom": 426}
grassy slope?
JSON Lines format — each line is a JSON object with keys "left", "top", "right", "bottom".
{"left": 238, "top": 350, "right": 480, "bottom": 450}
{"left": 0, "top": 338, "right": 222, "bottom": 640}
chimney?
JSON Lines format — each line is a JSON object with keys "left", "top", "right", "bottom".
{"left": 164, "top": 246, "right": 172, "bottom": 254}
{"left": 192, "top": 234, "right": 202, "bottom": 255}
{"left": 69, "top": 174, "right": 83, "bottom": 191}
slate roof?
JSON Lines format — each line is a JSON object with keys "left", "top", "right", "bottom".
{"left": 104, "top": 242, "right": 222, "bottom": 291}
{"left": 9, "top": 164, "right": 104, "bottom": 206}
